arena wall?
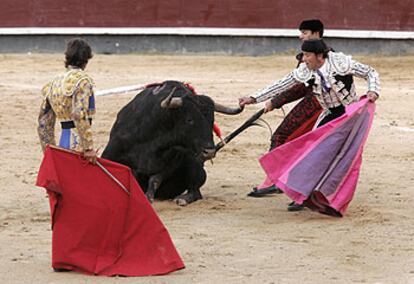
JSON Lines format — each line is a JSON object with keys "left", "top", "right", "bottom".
{"left": 0, "top": 0, "right": 413, "bottom": 54}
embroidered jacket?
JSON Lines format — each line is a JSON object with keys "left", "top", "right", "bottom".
{"left": 251, "top": 51, "right": 380, "bottom": 110}
{"left": 37, "top": 67, "right": 95, "bottom": 152}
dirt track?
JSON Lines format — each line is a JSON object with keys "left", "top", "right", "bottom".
{"left": 0, "top": 53, "right": 413, "bottom": 284}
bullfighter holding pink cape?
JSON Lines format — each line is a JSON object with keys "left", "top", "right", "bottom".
{"left": 239, "top": 38, "right": 380, "bottom": 215}
{"left": 260, "top": 98, "right": 375, "bottom": 216}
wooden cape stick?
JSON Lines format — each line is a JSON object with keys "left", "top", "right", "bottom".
{"left": 47, "top": 145, "right": 130, "bottom": 195}
{"left": 96, "top": 161, "right": 130, "bottom": 196}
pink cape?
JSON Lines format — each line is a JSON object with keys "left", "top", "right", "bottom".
{"left": 260, "top": 98, "right": 375, "bottom": 216}
{"left": 36, "top": 146, "right": 185, "bottom": 276}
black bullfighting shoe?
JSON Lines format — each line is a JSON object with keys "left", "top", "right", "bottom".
{"left": 320, "top": 206, "right": 342, "bottom": 217}
{"left": 287, "top": 201, "right": 305, "bottom": 211}
{"left": 247, "top": 184, "right": 283, "bottom": 197}
{"left": 53, "top": 268, "right": 72, "bottom": 272}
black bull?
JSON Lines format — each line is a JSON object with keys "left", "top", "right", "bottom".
{"left": 102, "top": 80, "right": 245, "bottom": 206}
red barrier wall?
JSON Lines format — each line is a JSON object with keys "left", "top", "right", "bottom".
{"left": 1, "top": 0, "right": 413, "bottom": 31}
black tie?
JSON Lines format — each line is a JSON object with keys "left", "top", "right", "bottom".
{"left": 316, "top": 69, "right": 331, "bottom": 93}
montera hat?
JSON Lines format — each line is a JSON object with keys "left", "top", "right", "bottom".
{"left": 301, "top": 39, "right": 328, "bottom": 54}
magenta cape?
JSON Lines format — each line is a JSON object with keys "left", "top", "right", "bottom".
{"left": 36, "top": 146, "right": 185, "bottom": 276}
{"left": 260, "top": 98, "right": 375, "bottom": 216}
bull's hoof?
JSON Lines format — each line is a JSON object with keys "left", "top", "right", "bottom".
{"left": 145, "top": 193, "right": 155, "bottom": 203}
{"left": 174, "top": 197, "right": 189, "bottom": 206}
{"left": 173, "top": 192, "right": 202, "bottom": 206}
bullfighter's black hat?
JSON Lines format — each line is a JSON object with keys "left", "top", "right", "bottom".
{"left": 299, "top": 19, "right": 324, "bottom": 35}
{"left": 301, "top": 39, "right": 328, "bottom": 54}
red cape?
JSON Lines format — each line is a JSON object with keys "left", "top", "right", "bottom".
{"left": 36, "top": 146, "right": 184, "bottom": 276}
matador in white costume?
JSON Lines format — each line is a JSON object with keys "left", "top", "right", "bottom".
{"left": 239, "top": 39, "right": 380, "bottom": 213}
{"left": 245, "top": 39, "right": 380, "bottom": 127}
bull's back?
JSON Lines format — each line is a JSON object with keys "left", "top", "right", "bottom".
{"left": 102, "top": 81, "right": 184, "bottom": 161}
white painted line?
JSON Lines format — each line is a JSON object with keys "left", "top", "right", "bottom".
{"left": 0, "top": 83, "right": 39, "bottom": 90}
{"left": 395, "top": 126, "right": 414, "bottom": 132}
{"left": 0, "top": 27, "right": 413, "bottom": 39}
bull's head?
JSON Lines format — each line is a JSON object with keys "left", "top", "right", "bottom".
{"left": 159, "top": 84, "right": 244, "bottom": 162}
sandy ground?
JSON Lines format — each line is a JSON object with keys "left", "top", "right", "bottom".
{"left": 0, "top": 52, "right": 413, "bottom": 284}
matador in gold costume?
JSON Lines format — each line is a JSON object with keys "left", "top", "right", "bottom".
{"left": 37, "top": 38, "right": 97, "bottom": 164}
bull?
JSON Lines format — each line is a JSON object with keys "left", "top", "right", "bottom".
{"left": 102, "top": 80, "right": 243, "bottom": 206}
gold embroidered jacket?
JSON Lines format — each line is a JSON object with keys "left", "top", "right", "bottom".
{"left": 37, "top": 67, "right": 95, "bottom": 152}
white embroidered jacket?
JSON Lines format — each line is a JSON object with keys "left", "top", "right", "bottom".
{"left": 251, "top": 51, "right": 380, "bottom": 110}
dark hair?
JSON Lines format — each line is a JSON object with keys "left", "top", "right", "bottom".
{"left": 299, "top": 19, "right": 324, "bottom": 37}
{"left": 301, "top": 39, "right": 328, "bottom": 57}
{"left": 64, "top": 38, "right": 93, "bottom": 68}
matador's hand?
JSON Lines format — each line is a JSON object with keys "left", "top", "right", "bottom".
{"left": 367, "top": 91, "right": 379, "bottom": 102}
{"left": 238, "top": 96, "right": 256, "bottom": 107}
{"left": 83, "top": 149, "right": 98, "bottom": 165}
{"left": 264, "top": 100, "right": 274, "bottom": 113}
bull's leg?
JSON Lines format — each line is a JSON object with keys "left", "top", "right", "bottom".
{"left": 174, "top": 188, "right": 203, "bottom": 206}
{"left": 147, "top": 146, "right": 207, "bottom": 205}
{"left": 152, "top": 147, "right": 192, "bottom": 200}
{"left": 146, "top": 174, "right": 163, "bottom": 203}
{"left": 173, "top": 159, "right": 207, "bottom": 206}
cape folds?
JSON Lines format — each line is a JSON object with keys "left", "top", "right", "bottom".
{"left": 36, "top": 146, "right": 184, "bottom": 276}
{"left": 260, "top": 98, "right": 375, "bottom": 216}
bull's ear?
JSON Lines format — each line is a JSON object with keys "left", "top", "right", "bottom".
{"left": 160, "top": 87, "right": 183, "bottom": 109}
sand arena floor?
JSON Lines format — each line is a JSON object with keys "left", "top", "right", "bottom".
{"left": 0, "top": 53, "right": 413, "bottom": 283}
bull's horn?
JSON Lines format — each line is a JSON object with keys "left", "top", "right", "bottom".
{"left": 214, "top": 102, "right": 244, "bottom": 115}
{"left": 160, "top": 87, "right": 183, "bottom": 108}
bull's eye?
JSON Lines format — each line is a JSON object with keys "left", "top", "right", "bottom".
{"left": 186, "top": 117, "right": 194, "bottom": 125}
